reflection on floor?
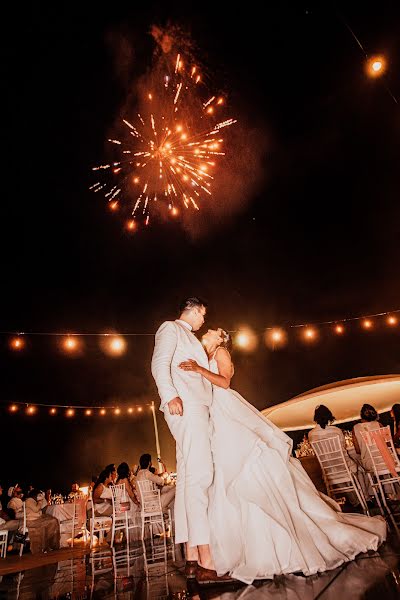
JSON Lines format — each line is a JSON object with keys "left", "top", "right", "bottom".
{"left": 0, "top": 532, "right": 399, "bottom": 599}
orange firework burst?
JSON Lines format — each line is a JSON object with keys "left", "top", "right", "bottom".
{"left": 90, "top": 53, "right": 236, "bottom": 230}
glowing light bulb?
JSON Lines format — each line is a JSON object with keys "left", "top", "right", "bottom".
{"left": 362, "top": 319, "right": 373, "bottom": 329}
{"left": 366, "top": 55, "right": 387, "bottom": 78}
{"left": 10, "top": 336, "right": 25, "bottom": 351}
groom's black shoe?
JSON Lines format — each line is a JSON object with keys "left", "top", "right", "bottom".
{"left": 184, "top": 560, "right": 198, "bottom": 579}
{"left": 195, "top": 564, "right": 235, "bottom": 585}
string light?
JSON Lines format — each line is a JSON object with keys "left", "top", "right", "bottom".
{"left": 2, "top": 309, "right": 398, "bottom": 357}
{"left": 62, "top": 336, "right": 80, "bottom": 352}
{"left": 303, "top": 327, "right": 317, "bottom": 341}
{"left": 362, "top": 319, "right": 373, "bottom": 329}
{"left": 4, "top": 401, "right": 152, "bottom": 418}
{"left": 234, "top": 327, "right": 258, "bottom": 352}
{"left": 366, "top": 55, "right": 387, "bottom": 78}
{"left": 264, "top": 328, "right": 287, "bottom": 349}
{"left": 10, "top": 336, "right": 25, "bottom": 351}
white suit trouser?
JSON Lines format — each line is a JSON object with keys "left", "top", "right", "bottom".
{"left": 164, "top": 404, "right": 213, "bottom": 546}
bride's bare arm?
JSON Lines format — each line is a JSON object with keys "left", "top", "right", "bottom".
{"left": 179, "top": 348, "right": 232, "bottom": 389}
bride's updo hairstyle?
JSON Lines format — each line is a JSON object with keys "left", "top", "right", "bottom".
{"left": 220, "top": 329, "right": 233, "bottom": 353}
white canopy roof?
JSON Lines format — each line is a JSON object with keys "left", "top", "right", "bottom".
{"left": 262, "top": 374, "right": 400, "bottom": 431}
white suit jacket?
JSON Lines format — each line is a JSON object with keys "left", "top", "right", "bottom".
{"left": 151, "top": 320, "right": 212, "bottom": 412}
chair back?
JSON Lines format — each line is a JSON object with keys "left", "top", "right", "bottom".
{"left": 310, "top": 436, "right": 353, "bottom": 484}
{"left": 109, "top": 483, "right": 129, "bottom": 518}
{"left": 136, "top": 480, "right": 162, "bottom": 514}
{"left": 0, "top": 531, "right": 7, "bottom": 558}
{"left": 18, "top": 502, "right": 28, "bottom": 557}
{"left": 360, "top": 425, "right": 400, "bottom": 477}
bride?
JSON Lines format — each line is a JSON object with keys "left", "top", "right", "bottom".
{"left": 179, "top": 328, "right": 386, "bottom": 585}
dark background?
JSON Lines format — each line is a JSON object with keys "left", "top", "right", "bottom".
{"left": 1, "top": 2, "right": 399, "bottom": 492}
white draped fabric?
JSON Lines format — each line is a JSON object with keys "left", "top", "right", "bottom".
{"left": 208, "top": 357, "right": 387, "bottom": 584}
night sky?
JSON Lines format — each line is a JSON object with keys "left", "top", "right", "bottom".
{"left": 1, "top": 3, "right": 399, "bottom": 492}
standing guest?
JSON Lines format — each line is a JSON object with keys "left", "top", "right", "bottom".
{"left": 25, "top": 489, "right": 60, "bottom": 553}
{"left": 7, "top": 486, "right": 24, "bottom": 519}
{"left": 352, "top": 404, "right": 383, "bottom": 472}
{"left": 390, "top": 404, "right": 400, "bottom": 449}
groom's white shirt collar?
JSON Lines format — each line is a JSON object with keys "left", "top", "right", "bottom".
{"left": 176, "top": 319, "right": 192, "bottom": 331}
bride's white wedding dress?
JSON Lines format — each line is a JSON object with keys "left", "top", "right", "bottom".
{"left": 207, "top": 352, "right": 387, "bottom": 584}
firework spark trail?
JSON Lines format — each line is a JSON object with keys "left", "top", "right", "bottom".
{"left": 90, "top": 52, "right": 236, "bottom": 231}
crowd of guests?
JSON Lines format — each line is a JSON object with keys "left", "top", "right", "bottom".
{"left": 91, "top": 454, "right": 176, "bottom": 520}
{"left": 308, "top": 402, "right": 400, "bottom": 505}
{"left": 0, "top": 484, "right": 60, "bottom": 554}
{"left": 2, "top": 406, "right": 398, "bottom": 558}
{"left": 0, "top": 452, "right": 176, "bottom": 556}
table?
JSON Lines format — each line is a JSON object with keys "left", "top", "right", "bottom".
{"left": 46, "top": 500, "right": 87, "bottom": 547}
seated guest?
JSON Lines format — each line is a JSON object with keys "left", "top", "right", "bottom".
{"left": 309, "top": 405, "right": 362, "bottom": 505}
{"left": 308, "top": 405, "right": 354, "bottom": 465}
{"left": 116, "top": 462, "right": 141, "bottom": 508}
{"left": 7, "top": 485, "right": 24, "bottom": 519}
{"left": 352, "top": 404, "right": 383, "bottom": 472}
{"left": 136, "top": 454, "right": 175, "bottom": 511}
{"left": 391, "top": 403, "right": 400, "bottom": 450}
{"left": 92, "top": 468, "right": 114, "bottom": 516}
{"left": 104, "top": 464, "right": 117, "bottom": 484}
{"left": 0, "top": 484, "right": 20, "bottom": 548}
{"left": 25, "top": 489, "right": 60, "bottom": 553}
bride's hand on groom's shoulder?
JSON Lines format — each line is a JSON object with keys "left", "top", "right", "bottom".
{"left": 179, "top": 359, "right": 201, "bottom": 373}
{"left": 168, "top": 397, "right": 184, "bottom": 416}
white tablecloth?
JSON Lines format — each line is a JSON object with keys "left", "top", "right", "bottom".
{"left": 45, "top": 501, "right": 88, "bottom": 547}
{"left": 46, "top": 503, "right": 75, "bottom": 521}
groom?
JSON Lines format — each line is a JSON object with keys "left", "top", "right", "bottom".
{"left": 151, "top": 297, "right": 231, "bottom": 583}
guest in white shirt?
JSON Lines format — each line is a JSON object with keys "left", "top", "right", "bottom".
{"left": 92, "top": 468, "right": 114, "bottom": 516}
{"left": 309, "top": 405, "right": 363, "bottom": 505}
{"left": 352, "top": 404, "right": 383, "bottom": 472}
{"left": 309, "top": 405, "right": 355, "bottom": 468}
{"left": 7, "top": 486, "right": 24, "bottom": 519}
{"left": 25, "top": 488, "right": 60, "bottom": 553}
{"left": 136, "top": 453, "right": 176, "bottom": 511}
